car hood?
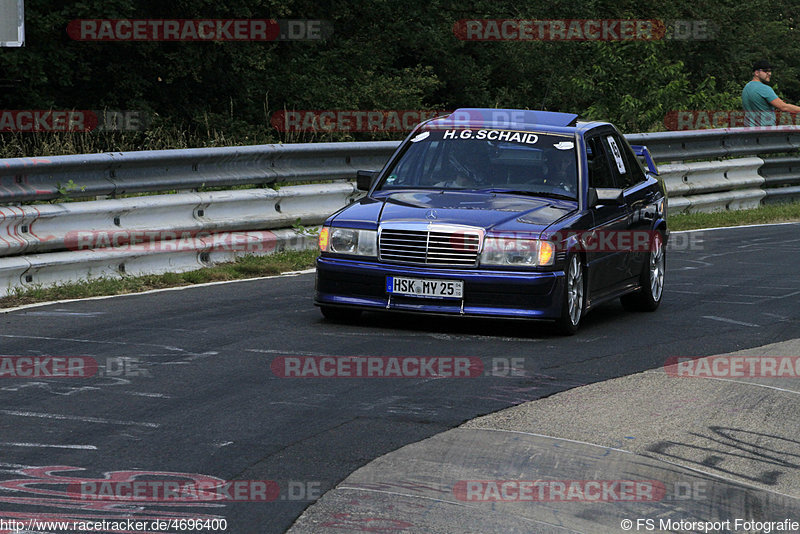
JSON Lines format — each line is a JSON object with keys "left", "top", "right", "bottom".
{"left": 330, "top": 190, "right": 576, "bottom": 233}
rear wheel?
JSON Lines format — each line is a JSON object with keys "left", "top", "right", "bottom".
{"left": 320, "top": 306, "right": 362, "bottom": 323}
{"left": 554, "top": 254, "right": 585, "bottom": 335}
{"left": 621, "top": 230, "right": 665, "bottom": 312}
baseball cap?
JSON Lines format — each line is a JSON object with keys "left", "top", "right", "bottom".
{"left": 753, "top": 59, "right": 773, "bottom": 71}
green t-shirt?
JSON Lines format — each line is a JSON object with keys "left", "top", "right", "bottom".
{"left": 742, "top": 80, "right": 779, "bottom": 126}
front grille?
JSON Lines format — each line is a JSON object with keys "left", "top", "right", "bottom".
{"left": 379, "top": 225, "right": 482, "bottom": 266}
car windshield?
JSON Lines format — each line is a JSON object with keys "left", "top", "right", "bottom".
{"left": 376, "top": 127, "right": 579, "bottom": 200}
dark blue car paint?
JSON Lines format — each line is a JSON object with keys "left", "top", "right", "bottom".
{"left": 314, "top": 109, "right": 667, "bottom": 323}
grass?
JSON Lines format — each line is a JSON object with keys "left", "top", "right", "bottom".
{"left": 2, "top": 201, "right": 800, "bottom": 310}
{"left": 0, "top": 248, "right": 319, "bottom": 309}
{"left": 668, "top": 201, "right": 800, "bottom": 231}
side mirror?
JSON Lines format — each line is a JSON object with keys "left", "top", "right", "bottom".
{"left": 356, "top": 170, "right": 379, "bottom": 191}
{"left": 588, "top": 187, "right": 624, "bottom": 208}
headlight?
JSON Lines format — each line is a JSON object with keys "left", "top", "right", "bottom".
{"left": 481, "top": 237, "right": 555, "bottom": 267}
{"left": 320, "top": 227, "right": 377, "bottom": 256}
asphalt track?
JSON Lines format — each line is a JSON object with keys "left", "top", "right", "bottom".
{"left": 0, "top": 223, "right": 798, "bottom": 533}
{"left": 289, "top": 337, "right": 800, "bottom": 533}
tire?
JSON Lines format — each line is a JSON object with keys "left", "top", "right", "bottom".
{"left": 620, "top": 230, "right": 665, "bottom": 312}
{"left": 320, "top": 306, "right": 362, "bottom": 323}
{"left": 554, "top": 254, "right": 585, "bottom": 335}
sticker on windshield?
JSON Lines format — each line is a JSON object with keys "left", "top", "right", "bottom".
{"left": 443, "top": 129, "right": 538, "bottom": 144}
{"left": 554, "top": 141, "right": 574, "bottom": 150}
{"left": 606, "top": 136, "right": 627, "bottom": 174}
{"left": 410, "top": 131, "right": 430, "bottom": 143}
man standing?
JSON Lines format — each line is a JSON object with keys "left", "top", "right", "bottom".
{"left": 742, "top": 59, "right": 800, "bottom": 126}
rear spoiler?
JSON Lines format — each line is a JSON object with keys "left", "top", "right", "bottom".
{"left": 631, "top": 145, "right": 659, "bottom": 175}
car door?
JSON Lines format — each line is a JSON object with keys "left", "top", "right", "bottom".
{"left": 584, "top": 132, "right": 631, "bottom": 298}
{"left": 607, "top": 130, "right": 659, "bottom": 284}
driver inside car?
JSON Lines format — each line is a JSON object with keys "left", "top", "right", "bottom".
{"left": 542, "top": 148, "right": 577, "bottom": 193}
{"left": 433, "top": 142, "right": 490, "bottom": 188}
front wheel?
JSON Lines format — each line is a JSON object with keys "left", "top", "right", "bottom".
{"left": 554, "top": 254, "right": 585, "bottom": 335}
{"left": 620, "top": 230, "right": 665, "bottom": 312}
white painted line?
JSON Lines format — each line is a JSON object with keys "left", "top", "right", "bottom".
{"left": 641, "top": 451, "right": 800, "bottom": 501}
{"left": 0, "top": 462, "right": 38, "bottom": 469}
{"left": 468, "top": 426, "right": 800, "bottom": 501}
{"left": 247, "top": 348, "right": 332, "bottom": 357}
{"left": 0, "top": 333, "right": 189, "bottom": 352}
{"left": 468, "top": 428, "right": 632, "bottom": 454}
{"left": 269, "top": 401, "right": 325, "bottom": 409}
{"left": 691, "top": 376, "right": 800, "bottom": 396}
{"left": 643, "top": 368, "right": 800, "bottom": 394}
{"left": 0, "top": 268, "right": 317, "bottom": 314}
{"left": 676, "top": 221, "right": 800, "bottom": 233}
{"left": 736, "top": 292, "right": 800, "bottom": 299}
{"left": 117, "top": 391, "right": 171, "bottom": 399}
{"left": 0, "top": 442, "right": 97, "bottom": 450}
{"left": 702, "top": 315, "right": 760, "bottom": 327}
{"left": 762, "top": 312, "right": 790, "bottom": 320}
{"left": 23, "top": 310, "right": 107, "bottom": 317}
{"left": 337, "top": 485, "right": 475, "bottom": 508}
{"left": 0, "top": 410, "right": 159, "bottom": 428}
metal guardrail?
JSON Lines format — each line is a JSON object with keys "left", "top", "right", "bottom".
{"left": 0, "top": 183, "right": 359, "bottom": 296}
{"left": 628, "top": 128, "right": 800, "bottom": 212}
{"left": 657, "top": 158, "right": 766, "bottom": 213}
{"left": 0, "top": 141, "right": 398, "bottom": 203}
{"left": 0, "top": 183, "right": 359, "bottom": 257}
{"left": 626, "top": 127, "right": 800, "bottom": 161}
{"left": 758, "top": 156, "right": 800, "bottom": 204}
{"left": 2, "top": 127, "right": 800, "bottom": 297}
{"left": 1, "top": 228, "right": 317, "bottom": 298}
{"left": 3, "top": 129, "right": 800, "bottom": 207}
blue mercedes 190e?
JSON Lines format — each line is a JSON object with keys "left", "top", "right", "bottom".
{"left": 314, "top": 108, "right": 667, "bottom": 334}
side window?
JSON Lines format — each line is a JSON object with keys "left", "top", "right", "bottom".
{"left": 586, "top": 136, "right": 616, "bottom": 188}
{"left": 607, "top": 134, "right": 645, "bottom": 189}
{"left": 621, "top": 138, "right": 647, "bottom": 186}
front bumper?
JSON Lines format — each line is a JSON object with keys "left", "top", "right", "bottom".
{"left": 314, "top": 256, "right": 566, "bottom": 320}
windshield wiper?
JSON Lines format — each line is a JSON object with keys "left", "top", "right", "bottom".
{"left": 476, "top": 188, "right": 576, "bottom": 201}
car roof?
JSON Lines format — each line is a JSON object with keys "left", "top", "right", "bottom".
{"left": 422, "top": 108, "right": 613, "bottom": 136}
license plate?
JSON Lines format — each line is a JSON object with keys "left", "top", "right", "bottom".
{"left": 386, "top": 276, "right": 463, "bottom": 299}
